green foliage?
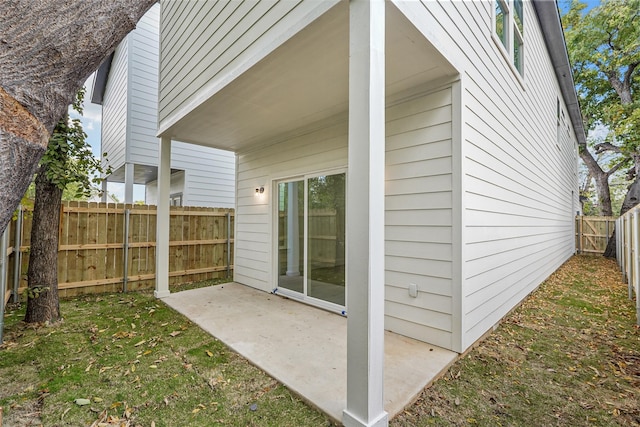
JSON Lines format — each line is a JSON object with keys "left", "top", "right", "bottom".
{"left": 38, "top": 88, "right": 110, "bottom": 199}
{"left": 23, "top": 285, "right": 50, "bottom": 300}
{"left": 563, "top": 0, "right": 640, "bottom": 151}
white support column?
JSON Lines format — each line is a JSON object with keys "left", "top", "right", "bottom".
{"left": 155, "top": 137, "right": 171, "bottom": 298}
{"left": 101, "top": 179, "right": 108, "bottom": 203}
{"left": 124, "top": 162, "right": 135, "bottom": 204}
{"left": 343, "top": 1, "right": 388, "bottom": 426}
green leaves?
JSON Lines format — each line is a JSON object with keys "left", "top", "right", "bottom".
{"left": 564, "top": 0, "right": 639, "bottom": 138}
{"left": 37, "top": 87, "right": 109, "bottom": 200}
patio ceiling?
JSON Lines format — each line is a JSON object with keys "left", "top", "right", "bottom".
{"left": 162, "top": 2, "right": 457, "bottom": 153}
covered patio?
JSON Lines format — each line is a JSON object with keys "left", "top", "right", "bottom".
{"left": 161, "top": 282, "right": 457, "bottom": 423}
{"left": 156, "top": 1, "right": 458, "bottom": 425}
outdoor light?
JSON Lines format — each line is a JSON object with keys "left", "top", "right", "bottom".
{"left": 255, "top": 186, "right": 265, "bottom": 195}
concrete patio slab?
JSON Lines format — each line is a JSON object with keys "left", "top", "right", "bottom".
{"left": 161, "top": 283, "right": 457, "bottom": 423}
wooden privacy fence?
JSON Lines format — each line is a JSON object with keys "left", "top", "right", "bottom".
{"left": 616, "top": 208, "right": 640, "bottom": 326}
{"left": 0, "top": 201, "right": 234, "bottom": 302}
{"left": 575, "top": 215, "right": 616, "bottom": 254}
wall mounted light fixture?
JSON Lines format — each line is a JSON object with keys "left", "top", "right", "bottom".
{"left": 255, "top": 186, "right": 265, "bottom": 195}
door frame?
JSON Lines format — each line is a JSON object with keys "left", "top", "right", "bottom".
{"left": 271, "top": 167, "right": 348, "bottom": 315}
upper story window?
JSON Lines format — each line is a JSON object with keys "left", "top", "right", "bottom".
{"left": 494, "top": 0, "right": 524, "bottom": 77}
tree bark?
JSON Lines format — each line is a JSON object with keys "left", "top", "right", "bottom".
{"left": 24, "top": 163, "right": 63, "bottom": 323}
{"left": 603, "top": 176, "right": 640, "bottom": 258}
{"left": 0, "top": 0, "right": 157, "bottom": 235}
{"left": 579, "top": 144, "right": 614, "bottom": 216}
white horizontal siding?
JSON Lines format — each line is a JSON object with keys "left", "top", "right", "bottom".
{"left": 101, "top": 39, "right": 128, "bottom": 172}
{"left": 159, "top": 0, "right": 339, "bottom": 128}
{"left": 146, "top": 171, "right": 185, "bottom": 204}
{"left": 173, "top": 142, "right": 236, "bottom": 208}
{"left": 129, "top": 4, "right": 160, "bottom": 166}
{"left": 407, "top": 0, "right": 577, "bottom": 350}
{"left": 101, "top": 4, "right": 236, "bottom": 208}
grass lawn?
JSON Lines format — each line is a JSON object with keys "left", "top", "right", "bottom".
{"left": 1, "top": 256, "right": 638, "bottom": 426}
{"left": 0, "top": 280, "right": 332, "bottom": 427}
{"left": 392, "top": 256, "right": 640, "bottom": 427}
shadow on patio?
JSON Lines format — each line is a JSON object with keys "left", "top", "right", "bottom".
{"left": 161, "top": 283, "right": 457, "bottom": 424}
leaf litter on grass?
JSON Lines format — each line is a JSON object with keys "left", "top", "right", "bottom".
{"left": 0, "top": 289, "right": 333, "bottom": 427}
{"left": 392, "top": 256, "right": 640, "bottom": 427}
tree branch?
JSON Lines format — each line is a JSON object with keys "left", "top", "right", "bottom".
{"left": 605, "top": 160, "right": 626, "bottom": 178}
{"left": 594, "top": 142, "right": 623, "bottom": 154}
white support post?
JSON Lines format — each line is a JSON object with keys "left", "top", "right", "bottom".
{"left": 343, "top": 1, "right": 388, "bottom": 426}
{"left": 101, "top": 179, "right": 108, "bottom": 203}
{"left": 124, "top": 163, "right": 134, "bottom": 204}
{"left": 155, "top": 137, "right": 171, "bottom": 298}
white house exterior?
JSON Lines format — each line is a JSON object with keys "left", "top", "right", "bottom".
{"left": 91, "top": 4, "right": 235, "bottom": 207}
{"left": 153, "top": 1, "right": 583, "bottom": 426}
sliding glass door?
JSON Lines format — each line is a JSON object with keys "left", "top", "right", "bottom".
{"left": 277, "top": 172, "right": 346, "bottom": 309}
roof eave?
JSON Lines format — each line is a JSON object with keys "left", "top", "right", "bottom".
{"left": 532, "top": 0, "right": 586, "bottom": 146}
{"left": 90, "top": 53, "right": 114, "bottom": 105}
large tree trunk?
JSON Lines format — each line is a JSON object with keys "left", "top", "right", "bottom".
{"left": 24, "top": 164, "right": 63, "bottom": 323}
{"left": 0, "top": 0, "right": 157, "bottom": 236}
{"left": 603, "top": 176, "right": 640, "bottom": 258}
{"left": 579, "top": 145, "right": 614, "bottom": 216}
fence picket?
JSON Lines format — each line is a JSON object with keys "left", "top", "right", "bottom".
{"left": 4, "top": 202, "right": 234, "bottom": 298}
{"left": 575, "top": 216, "right": 617, "bottom": 255}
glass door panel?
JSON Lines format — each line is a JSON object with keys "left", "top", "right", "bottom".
{"left": 307, "top": 173, "right": 346, "bottom": 306}
{"left": 277, "top": 180, "right": 304, "bottom": 293}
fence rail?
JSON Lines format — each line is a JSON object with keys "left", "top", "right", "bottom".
{"left": 575, "top": 215, "right": 616, "bottom": 254}
{"left": 1, "top": 201, "right": 234, "bottom": 302}
{"left": 615, "top": 209, "right": 640, "bottom": 326}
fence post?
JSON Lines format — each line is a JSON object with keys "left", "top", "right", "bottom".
{"left": 626, "top": 215, "right": 632, "bottom": 297}
{"left": 634, "top": 210, "right": 640, "bottom": 325}
{"left": 226, "top": 211, "right": 231, "bottom": 279}
{"left": 12, "top": 205, "right": 23, "bottom": 303}
{"left": 123, "top": 209, "right": 130, "bottom": 293}
{"left": 578, "top": 216, "right": 583, "bottom": 254}
{"left": 0, "top": 226, "right": 10, "bottom": 344}
{"left": 616, "top": 218, "right": 621, "bottom": 267}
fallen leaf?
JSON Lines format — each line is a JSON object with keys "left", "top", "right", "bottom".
{"left": 169, "top": 331, "right": 181, "bottom": 337}
{"left": 93, "top": 397, "right": 103, "bottom": 403}
{"left": 74, "top": 398, "right": 91, "bottom": 406}
{"left": 192, "top": 408, "right": 201, "bottom": 414}
{"left": 454, "top": 397, "right": 461, "bottom": 406}
{"left": 206, "top": 350, "right": 213, "bottom": 357}
{"left": 149, "top": 365, "right": 158, "bottom": 369}
{"left": 134, "top": 340, "right": 146, "bottom": 347}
